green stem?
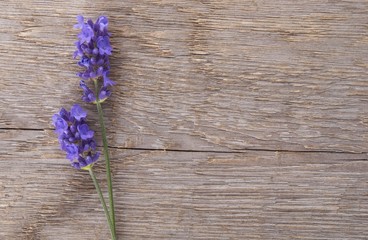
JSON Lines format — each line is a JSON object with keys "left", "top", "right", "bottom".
{"left": 88, "top": 168, "right": 116, "bottom": 240}
{"left": 93, "top": 79, "right": 116, "bottom": 235}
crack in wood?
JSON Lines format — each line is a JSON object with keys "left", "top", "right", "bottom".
{"left": 107, "top": 146, "right": 368, "bottom": 155}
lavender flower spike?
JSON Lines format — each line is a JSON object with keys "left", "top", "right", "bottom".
{"left": 74, "top": 15, "right": 114, "bottom": 103}
{"left": 74, "top": 16, "right": 117, "bottom": 237}
{"left": 52, "top": 104, "right": 100, "bottom": 169}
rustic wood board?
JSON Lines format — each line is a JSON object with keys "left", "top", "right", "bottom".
{"left": 1, "top": 0, "right": 368, "bottom": 239}
{"left": 1, "top": 130, "right": 368, "bottom": 239}
{"left": 1, "top": 0, "right": 368, "bottom": 152}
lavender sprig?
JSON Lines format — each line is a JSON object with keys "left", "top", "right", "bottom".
{"left": 74, "top": 15, "right": 115, "bottom": 103}
{"left": 51, "top": 15, "right": 117, "bottom": 239}
{"left": 52, "top": 104, "right": 100, "bottom": 169}
{"left": 74, "top": 15, "right": 116, "bottom": 237}
{"left": 52, "top": 105, "right": 116, "bottom": 239}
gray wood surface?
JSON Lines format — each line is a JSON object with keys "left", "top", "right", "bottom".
{"left": 1, "top": 0, "right": 367, "bottom": 239}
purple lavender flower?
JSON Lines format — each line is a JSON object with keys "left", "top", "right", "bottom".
{"left": 78, "top": 24, "right": 94, "bottom": 43}
{"left": 99, "top": 87, "right": 111, "bottom": 102}
{"left": 96, "top": 16, "right": 109, "bottom": 32}
{"left": 97, "top": 36, "right": 112, "bottom": 55}
{"left": 52, "top": 104, "right": 100, "bottom": 169}
{"left": 78, "top": 124, "right": 94, "bottom": 140}
{"left": 52, "top": 115, "right": 68, "bottom": 134}
{"left": 78, "top": 56, "right": 91, "bottom": 68}
{"left": 103, "top": 70, "right": 115, "bottom": 87}
{"left": 74, "top": 15, "right": 85, "bottom": 29}
{"left": 80, "top": 80, "right": 96, "bottom": 103}
{"left": 71, "top": 104, "right": 87, "bottom": 120}
{"left": 74, "top": 15, "right": 114, "bottom": 103}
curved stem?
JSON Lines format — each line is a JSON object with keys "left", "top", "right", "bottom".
{"left": 88, "top": 168, "right": 116, "bottom": 240}
{"left": 94, "top": 79, "right": 116, "bottom": 234}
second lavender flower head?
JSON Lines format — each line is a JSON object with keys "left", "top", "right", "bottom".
{"left": 74, "top": 15, "right": 115, "bottom": 103}
{"left": 52, "top": 104, "right": 100, "bottom": 169}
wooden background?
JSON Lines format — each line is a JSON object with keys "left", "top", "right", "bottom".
{"left": 1, "top": 0, "right": 367, "bottom": 239}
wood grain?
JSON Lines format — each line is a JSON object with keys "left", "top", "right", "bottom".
{"left": 0, "top": 0, "right": 367, "bottom": 152}
{"left": 1, "top": 130, "right": 368, "bottom": 239}
{"left": 1, "top": 0, "right": 368, "bottom": 239}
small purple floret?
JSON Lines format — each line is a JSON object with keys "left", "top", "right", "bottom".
{"left": 103, "top": 70, "right": 115, "bottom": 87}
{"left": 97, "top": 36, "right": 112, "bottom": 55}
{"left": 99, "top": 87, "right": 111, "bottom": 101}
{"left": 80, "top": 80, "right": 96, "bottom": 103}
{"left": 96, "top": 16, "right": 109, "bottom": 32}
{"left": 78, "top": 56, "right": 91, "bottom": 68}
{"left": 71, "top": 104, "right": 87, "bottom": 121}
{"left": 74, "top": 15, "right": 85, "bottom": 29}
{"left": 65, "top": 144, "right": 79, "bottom": 160}
{"left": 78, "top": 24, "right": 94, "bottom": 43}
{"left": 52, "top": 115, "right": 68, "bottom": 134}
{"left": 78, "top": 124, "right": 94, "bottom": 140}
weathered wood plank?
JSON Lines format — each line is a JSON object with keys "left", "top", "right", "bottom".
{"left": 1, "top": 1, "right": 368, "bottom": 239}
{"left": 1, "top": 130, "right": 367, "bottom": 239}
{"left": 0, "top": 1, "right": 368, "bottom": 152}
